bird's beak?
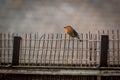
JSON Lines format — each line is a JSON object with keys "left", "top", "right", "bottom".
{"left": 64, "top": 27, "right": 66, "bottom": 28}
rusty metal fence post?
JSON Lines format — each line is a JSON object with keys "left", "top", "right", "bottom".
{"left": 100, "top": 35, "right": 109, "bottom": 67}
{"left": 12, "top": 36, "right": 22, "bottom": 66}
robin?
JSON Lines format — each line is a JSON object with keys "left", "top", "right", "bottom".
{"left": 64, "top": 26, "right": 82, "bottom": 42}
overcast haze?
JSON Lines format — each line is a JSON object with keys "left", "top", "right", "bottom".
{"left": 0, "top": 0, "right": 120, "bottom": 34}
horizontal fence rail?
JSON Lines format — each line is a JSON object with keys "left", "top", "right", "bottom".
{"left": 0, "top": 30, "right": 120, "bottom": 68}
{"left": 0, "top": 75, "right": 97, "bottom": 80}
{"left": 0, "top": 74, "right": 120, "bottom": 80}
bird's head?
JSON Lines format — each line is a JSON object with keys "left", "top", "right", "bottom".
{"left": 64, "top": 26, "right": 72, "bottom": 34}
{"left": 64, "top": 26, "right": 71, "bottom": 29}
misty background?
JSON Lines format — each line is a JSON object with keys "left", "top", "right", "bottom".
{"left": 0, "top": 0, "right": 120, "bottom": 34}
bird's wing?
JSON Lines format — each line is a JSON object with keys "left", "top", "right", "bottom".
{"left": 72, "top": 29, "right": 79, "bottom": 37}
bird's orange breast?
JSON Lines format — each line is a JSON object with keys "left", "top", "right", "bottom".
{"left": 65, "top": 27, "right": 71, "bottom": 34}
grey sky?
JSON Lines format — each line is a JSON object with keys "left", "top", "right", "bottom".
{"left": 0, "top": 0, "right": 120, "bottom": 34}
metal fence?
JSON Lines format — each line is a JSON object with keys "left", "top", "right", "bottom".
{"left": 0, "top": 30, "right": 120, "bottom": 80}
{"left": 0, "top": 30, "right": 120, "bottom": 68}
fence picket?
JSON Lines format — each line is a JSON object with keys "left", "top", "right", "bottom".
{"left": 33, "top": 34, "right": 37, "bottom": 65}
{"left": 81, "top": 33, "right": 83, "bottom": 66}
{"left": 89, "top": 32, "right": 92, "bottom": 66}
{"left": 24, "top": 34, "right": 27, "bottom": 65}
{"left": 40, "top": 34, "right": 45, "bottom": 65}
{"left": 71, "top": 35, "right": 74, "bottom": 66}
{"left": 3, "top": 34, "right": 6, "bottom": 64}
{"left": 66, "top": 35, "right": 70, "bottom": 65}
{"left": 36, "top": 34, "right": 42, "bottom": 65}
{"left": 86, "top": 33, "right": 88, "bottom": 66}
{"left": 44, "top": 34, "right": 49, "bottom": 65}
{"left": 0, "top": 33, "right": 2, "bottom": 65}
{"left": 117, "top": 30, "right": 120, "bottom": 66}
{"left": 94, "top": 34, "right": 97, "bottom": 66}
{"left": 112, "top": 30, "right": 115, "bottom": 65}
{"left": 62, "top": 34, "right": 66, "bottom": 64}
{"left": 49, "top": 34, "right": 54, "bottom": 65}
